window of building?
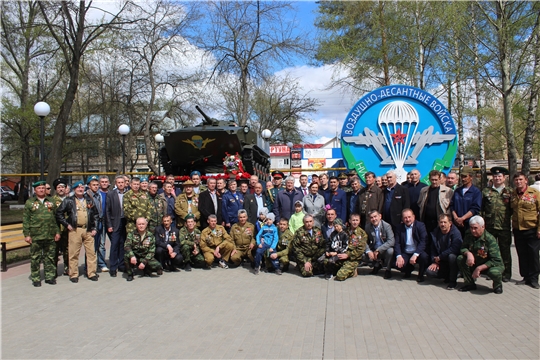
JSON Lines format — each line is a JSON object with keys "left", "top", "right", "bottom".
{"left": 136, "top": 139, "right": 146, "bottom": 155}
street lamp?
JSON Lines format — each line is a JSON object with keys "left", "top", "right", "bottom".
{"left": 154, "top": 133, "right": 164, "bottom": 176}
{"left": 34, "top": 101, "right": 50, "bottom": 181}
{"left": 118, "top": 124, "right": 130, "bottom": 174}
{"left": 286, "top": 141, "right": 294, "bottom": 176}
{"left": 261, "top": 129, "right": 271, "bottom": 154}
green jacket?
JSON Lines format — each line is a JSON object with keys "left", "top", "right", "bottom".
{"left": 292, "top": 226, "right": 325, "bottom": 263}
{"left": 125, "top": 230, "right": 156, "bottom": 265}
{"left": 148, "top": 193, "right": 167, "bottom": 231}
{"left": 23, "top": 196, "right": 60, "bottom": 240}
{"left": 482, "top": 186, "right": 512, "bottom": 231}
{"left": 123, "top": 190, "right": 152, "bottom": 233}
{"left": 179, "top": 227, "right": 202, "bottom": 252}
{"left": 346, "top": 226, "right": 368, "bottom": 262}
{"left": 276, "top": 228, "right": 294, "bottom": 257}
{"left": 460, "top": 230, "right": 503, "bottom": 269}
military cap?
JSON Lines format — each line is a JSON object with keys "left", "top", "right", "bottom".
{"left": 347, "top": 170, "right": 357, "bottom": 176}
{"left": 140, "top": 176, "right": 149, "bottom": 183}
{"left": 272, "top": 170, "right": 285, "bottom": 179}
{"left": 182, "top": 180, "right": 195, "bottom": 186}
{"left": 333, "top": 218, "right": 344, "bottom": 227}
{"left": 266, "top": 213, "right": 275, "bottom": 222}
{"left": 72, "top": 181, "right": 85, "bottom": 189}
{"left": 190, "top": 170, "right": 201, "bottom": 177}
{"left": 184, "top": 213, "right": 195, "bottom": 220}
{"left": 53, "top": 178, "right": 68, "bottom": 189}
{"left": 461, "top": 166, "right": 474, "bottom": 176}
{"left": 338, "top": 173, "right": 348, "bottom": 179}
{"left": 86, "top": 175, "right": 99, "bottom": 184}
{"left": 490, "top": 166, "right": 509, "bottom": 176}
{"left": 32, "top": 180, "right": 47, "bottom": 188}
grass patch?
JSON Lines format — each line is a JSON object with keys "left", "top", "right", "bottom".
{"left": 1, "top": 208, "right": 23, "bottom": 225}
{"left": 6, "top": 247, "right": 30, "bottom": 265}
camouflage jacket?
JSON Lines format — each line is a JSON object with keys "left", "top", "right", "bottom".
{"left": 123, "top": 190, "right": 152, "bottom": 233}
{"left": 179, "top": 227, "right": 202, "bottom": 252}
{"left": 124, "top": 230, "right": 156, "bottom": 264}
{"left": 482, "top": 186, "right": 512, "bottom": 231}
{"left": 460, "top": 230, "right": 503, "bottom": 269}
{"left": 230, "top": 222, "right": 256, "bottom": 250}
{"left": 292, "top": 226, "right": 325, "bottom": 263}
{"left": 276, "top": 228, "right": 294, "bottom": 257}
{"left": 148, "top": 193, "right": 167, "bottom": 232}
{"left": 23, "top": 196, "right": 60, "bottom": 240}
{"left": 346, "top": 226, "right": 368, "bottom": 262}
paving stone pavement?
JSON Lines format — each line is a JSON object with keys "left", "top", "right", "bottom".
{"left": 1, "top": 245, "right": 539, "bottom": 359}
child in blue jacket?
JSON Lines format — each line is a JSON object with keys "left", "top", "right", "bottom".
{"left": 254, "top": 213, "right": 280, "bottom": 275}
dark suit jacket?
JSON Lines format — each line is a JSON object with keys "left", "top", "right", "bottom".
{"left": 383, "top": 184, "right": 410, "bottom": 229}
{"left": 394, "top": 220, "right": 427, "bottom": 257}
{"left": 324, "top": 188, "right": 347, "bottom": 222}
{"left": 244, "top": 193, "right": 270, "bottom": 224}
{"left": 356, "top": 185, "right": 384, "bottom": 217}
{"left": 154, "top": 224, "right": 180, "bottom": 253}
{"left": 430, "top": 225, "right": 462, "bottom": 262}
{"left": 198, "top": 190, "right": 222, "bottom": 229}
{"left": 105, "top": 189, "right": 125, "bottom": 231}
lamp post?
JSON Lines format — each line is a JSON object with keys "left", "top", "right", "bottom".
{"left": 286, "top": 141, "right": 294, "bottom": 176}
{"left": 154, "top": 133, "right": 164, "bottom": 176}
{"left": 34, "top": 102, "right": 50, "bottom": 181}
{"left": 118, "top": 124, "right": 130, "bottom": 174}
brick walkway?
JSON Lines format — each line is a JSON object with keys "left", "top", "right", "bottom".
{"left": 1, "top": 246, "right": 538, "bottom": 359}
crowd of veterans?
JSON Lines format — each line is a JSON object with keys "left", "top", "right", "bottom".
{"left": 23, "top": 166, "right": 540, "bottom": 294}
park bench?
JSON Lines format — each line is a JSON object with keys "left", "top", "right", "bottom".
{"left": 1, "top": 223, "right": 29, "bottom": 272}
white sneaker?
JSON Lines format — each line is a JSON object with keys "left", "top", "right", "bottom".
{"left": 218, "top": 260, "right": 229, "bottom": 269}
{"left": 101, "top": 267, "right": 109, "bottom": 272}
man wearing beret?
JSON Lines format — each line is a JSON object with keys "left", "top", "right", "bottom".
{"left": 56, "top": 181, "right": 99, "bottom": 283}
{"left": 179, "top": 214, "right": 205, "bottom": 271}
{"left": 52, "top": 178, "right": 70, "bottom": 276}
{"left": 482, "top": 167, "right": 513, "bottom": 282}
{"left": 23, "top": 181, "right": 61, "bottom": 286}
{"left": 190, "top": 171, "right": 207, "bottom": 195}
{"left": 139, "top": 177, "right": 149, "bottom": 193}
{"left": 450, "top": 166, "right": 482, "bottom": 237}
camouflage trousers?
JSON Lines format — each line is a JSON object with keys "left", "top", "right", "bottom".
{"left": 458, "top": 255, "right": 504, "bottom": 289}
{"left": 297, "top": 251, "right": 325, "bottom": 277}
{"left": 124, "top": 255, "right": 162, "bottom": 276}
{"left": 55, "top": 230, "right": 69, "bottom": 276}
{"left": 30, "top": 239, "right": 56, "bottom": 282}
{"left": 487, "top": 228, "right": 512, "bottom": 279}
{"left": 325, "top": 259, "right": 359, "bottom": 281}
{"left": 179, "top": 244, "right": 205, "bottom": 267}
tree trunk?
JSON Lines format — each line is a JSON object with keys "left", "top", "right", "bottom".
{"left": 522, "top": 27, "right": 540, "bottom": 176}
{"left": 454, "top": 40, "right": 465, "bottom": 172}
{"left": 144, "top": 67, "right": 159, "bottom": 174}
{"left": 378, "top": 1, "right": 390, "bottom": 86}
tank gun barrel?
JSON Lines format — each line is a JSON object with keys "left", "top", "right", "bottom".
{"left": 195, "top": 105, "right": 216, "bottom": 125}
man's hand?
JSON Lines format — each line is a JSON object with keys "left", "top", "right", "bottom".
{"left": 337, "top": 253, "right": 348, "bottom": 260}
{"left": 108, "top": 227, "right": 113, "bottom": 233}
{"left": 170, "top": 252, "right": 177, "bottom": 259}
{"left": 231, "top": 249, "right": 237, "bottom": 257}
{"left": 428, "top": 263, "right": 439, "bottom": 272}
{"left": 214, "top": 246, "right": 221, "bottom": 258}
{"left": 396, "top": 256, "right": 405, "bottom": 268}
{"left": 258, "top": 244, "right": 263, "bottom": 248}
{"left": 130, "top": 256, "right": 137, "bottom": 265}
{"left": 304, "top": 262, "right": 312, "bottom": 272}
{"left": 367, "top": 251, "right": 376, "bottom": 261}
{"left": 54, "top": 234, "right": 60, "bottom": 242}
{"left": 91, "top": 230, "right": 97, "bottom": 237}
{"left": 270, "top": 253, "right": 278, "bottom": 260}
{"left": 410, "top": 254, "right": 418, "bottom": 265}
{"left": 466, "top": 252, "right": 475, "bottom": 267}
{"left": 434, "top": 256, "right": 440, "bottom": 264}
{"left": 249, "top": 243, "right": 254, "bottom": 250}
{"left": 455, "top": 217, "right": 464, "bottom": 227}
{"left": 25, "top": 236, "right": 32, "bottom": 245}
{"left": 67, "top": 225, "right": 74, "bottom": 231}
{"left": 138, "top": 263, "right": 145, "bottom": 270}
{"left": 373, "top": 250, "right": 379, "bottom": 259}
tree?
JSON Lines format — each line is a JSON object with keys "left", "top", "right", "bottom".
{"left": 201, "top": 0, "right": 310, "bottom": 126}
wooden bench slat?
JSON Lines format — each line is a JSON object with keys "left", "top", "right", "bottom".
{"left": 0, "top": 224, "right": 23, "bottom": 230}
{"left": 6, "top": 241, "right": 29, "bottom": 251}
{"left": 0, "top": 230, "right": 24, "bottom": 238}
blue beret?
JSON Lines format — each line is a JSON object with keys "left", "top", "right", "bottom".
{"left": 86, "top": 175, "right": 99, "bottom": 184}
{"left": 72, "top": 181, "right": 84, "bottom": 189}
{"left": 140, "top": 176, "right": 149, "bottom": 183}
{"left": 190, "top": 171, "right": 201, "bottom": 177}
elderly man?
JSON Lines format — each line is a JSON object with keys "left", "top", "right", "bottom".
{"left": 446, "top": 171, "right": 458, "bottom": 190}
{"left": 482, "top": 167, "right": 513, "bottom": 282}
{"left": 457, "top": 216, "right": 504, "bottom": 294}
{"left": 230, "top": 209, "right": 256, "bottom": 267}
{"left": 159, "top": 182, "right": 177, "bottom": 228}
{"left": 357, "top": 171, "right": 384, "bottom": 228}
{"left": 56, "top": 181, "right": 100, "bottom": 283}
{"left": 248, "top": 174, "right": 259, "bottom": 194}
{"left": 175, "top": 180, "right": 200, "bottom": 228}
{"left": 123, "top": 177, "right": 152, "bottom": 235}
{"left": 179, "top": 215, "right": 205, "bottom": 271}
{"left": 426, "top": 214, "right": 462, "bottom": 289}
{"left": 292, "top": 215, "right": 326, "bottom": 277}
{"left": 450, "top": 166, "right": 482, "bottom": 236}
{"left": 190, "top": 171, "right": 207, "bottom": 194}
{"left": 364, "top": 210, "right": 395, "bottom": 279}
{"left": 139, "top": 177, "right": 149, "bottom": 193}
{"left": 200, "top": 214, "right": 235, "bottom": 269}
{"left": 324, "top": 176, "right": 347, "bottom": 222}
{"left": 418, "top": 170, "right": 454, "bottom": 236}
{"left": 383, "top": 170, "right": 410, "bottom": 231}
{"left": 274, "top": 176, "right": 304, "bottom": 222}
{"left": 124, "top": 217, "right": 163, "bottom": 281}
{"left": 154, "top": 214, "right": 183, "bottom": 272}
{"left": 148, "top": 182, "right": 167, "bottom": 234}
{"left": 406, "top": 169, "right": 427, "bottom": 219}
{"left": 394, "top": 208, "right": 429, "bottom": 282}
{"left": 23, "top": 181, "right": 61, "bottom": 286}
{"left": 243, "top": 182, "right": 270, "bottom": 225}
{"left": 511, "top": 172, "right": 540, "bottom": 289}
{"left": 222, "top": 179, "right": 244, "bottom": 230}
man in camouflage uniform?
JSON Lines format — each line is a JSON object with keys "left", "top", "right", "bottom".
{"left": 199, "top": 214, "right": 235, "bottom": 269}
{"left": 124, "top": 217, "right": 163, "bottom": 281}
{"left": 267, "top": 218, "right": 294, "bottom": 272}
{"left": 123, "top": 177, "right": 152, "bottom": 234}
{"left": 23, "top": 181, "right": 61, "bottom": 286}
{"left": 292, "top": 215, "right": 326, "bottom": 277}
{"left": 179, "top": 215, "right": 205, "bottom": 271}
{"left": 148, "top": 182, "right": 167, "bottom": 234}
{"left": 458, "top": 215, "right": 504, "bottom": 294}
{"left": 482, "top": 166, "right": 512, "bottom": 282}
{"left": 139, "top": 176, "right": 149, "bottom": 193}
{"left": 52, "top": 178, "right": 70, "bottom": 276}
{"left": 230, "top": 209, "right": 256, "bottom": 267}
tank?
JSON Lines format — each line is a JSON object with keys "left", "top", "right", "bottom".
{"left": 159, "top": 106, "right": 271, "bottom": 180}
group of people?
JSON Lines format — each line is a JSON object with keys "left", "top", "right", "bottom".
{"left": 23, "top": 166, "right": 540, "bottom": 293}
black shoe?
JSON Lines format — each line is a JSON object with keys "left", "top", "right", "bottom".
{"left": 88, "top": 276, "right": 98, "bottom": 281}
{"left": 403, "top": 272, "right": 412, "bottom": 279}
{"left": 45, "top": 279, "right": 56, "bottom": 285}
{"left": 70, "top": 277, "right": 78, "bottom": 283}
{"left": 502, "top": 277, "right": 510, "bottom": 283}
{"left": 384, "top": 270, "right": 392, "bottom": 279}
{"left": 185, "top": 264, "right": 192, "bottom": 272}
{"left": 203, "top": 265, "right": 211, "bottom": 270}
{"left": 126, "top": 275, "right": 134, "bottom": 282}
{"left": 370, "top": 266, "right": 381, "bottom": 275}
{"left": 458, "top": 284, "right": 477, "bottom": 292}
{"left": 494, "top": 286, "right": 503, "bottom": 294}
{"left": 515, "top": 279, "right": 529, "bottom": 285}
{"left": 417, "top": 274, "right": 425, "bottom": 283}
{"left": 157, "top": 269, "right": 163, "bottom": 275}
{"left": 163, "top": 267, "right": 171, "bottom": 272}
{"left": 171, "top": 266, "right": 180, "bottom": 272}
{"left": 110, "top": 270, "right": 117, "bottom": 277}
{"left": 32, "top": 281, "right": 41, "bottom": 287}
{"left": 528, "top": 282, "right": 540, "bottom": 289}
{"left": 325, "top": 273, "right": 333, "bottom": 280}
{"left": 446, "top": 282, "right": 457, "bottom": 290}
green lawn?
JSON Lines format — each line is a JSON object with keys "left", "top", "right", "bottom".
{"left": 1, "top": 205, "right": 23, "bottom": 225}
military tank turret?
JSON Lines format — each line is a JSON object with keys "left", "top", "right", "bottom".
{"left": 158, "top": 106, "right": 271, "bottom": 180}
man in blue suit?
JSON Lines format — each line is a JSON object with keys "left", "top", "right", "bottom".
{"left": 324, "top": 176, "right": 347, "bottom": 223}
{"left": 395, "top": 208, "right": 429, "bottom": 282}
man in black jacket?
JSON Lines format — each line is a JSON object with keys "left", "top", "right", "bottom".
{"left": 394, "top": 209, "right": 429, "bottom": 282}
{"left": 383, "top": 170, "right": 410, "bottom": 231}
{"left": 56, "top": 181, "right": 99, "bottom": 283}
{"left": 154, "top": 214, "right": 183, "bottom": 272}
{"left": 105, "top": 175, "right": 128, "bottom": 277}
{"left": 243, "top": 183, "right": 270, "bottom": 224}
{"left": 199, "top": 178, "right": 222, "bottom": 229}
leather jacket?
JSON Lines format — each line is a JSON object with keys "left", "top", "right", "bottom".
{"left": 56, "top": 193, "right": 99, "bottom": 232}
